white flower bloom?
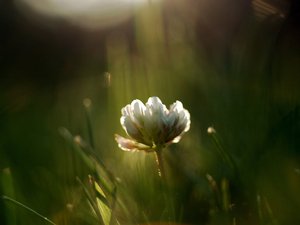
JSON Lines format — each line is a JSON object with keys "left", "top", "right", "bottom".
{"left": 115, "top": 96, "right": 191, "bottom": 151}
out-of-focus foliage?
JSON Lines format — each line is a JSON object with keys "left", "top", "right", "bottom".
{"left": 1, "top": 0, "right": 300, "bottom": 224}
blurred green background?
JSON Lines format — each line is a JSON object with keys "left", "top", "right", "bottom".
{"left": 1, "top": 0, "right": 300, "bottom": 224}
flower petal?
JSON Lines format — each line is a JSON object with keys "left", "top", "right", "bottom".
{"left": 169, "top": 101, "right": 184, "bottom": 113}
{"left": 130, "top": 99, "right": 146, "bottom": 127}
{"left": 115, "top": 134, "right": 153, "bottom": 152}
{"left": 164, "top": 101, "right": 191, "bottom": 142}
{"left": 146, "top": 96, "right": 168, "bottom": 114}
{"left": 120, "top": 116, "right": 144, "bottom": 142}
{"left": 178, "top": 109, "right": 191, "bottom": 132}
{"left": 144, "top": 97, "right": 169, "bottom": 143}
{"left": 121, "top": 104, "right": 132, "bottom": 116}
{"left": 131, "top": 100, "right": 145, "bottom": 117}
{"left": 170, "top": 101, "right": 190, "bottom": 132}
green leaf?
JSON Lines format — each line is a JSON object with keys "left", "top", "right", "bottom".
{"left": 95, "top": 181, "right": 111, "bottom": 225}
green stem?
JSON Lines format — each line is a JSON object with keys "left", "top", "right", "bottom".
{"left": 210, "top": 132, "right": 238, "bottom": 177}
{"left": 84, "top": 101, "right": 95, "bottom": 149}
{"left": 155, "top": 149, "right": 166, "bottom": 180}
{"left": 155, "top": 149, "right": 177, "bottom": 220}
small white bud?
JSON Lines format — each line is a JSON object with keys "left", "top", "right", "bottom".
{"left": 207, "top": 126, "right": 216, "bottom": 134}
{"left": 83, "top": 98, "right": 92, "bottom": 108}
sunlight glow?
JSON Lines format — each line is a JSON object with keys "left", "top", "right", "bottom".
{"left": 15, "top": 0, "right": 158, "bottom": 29}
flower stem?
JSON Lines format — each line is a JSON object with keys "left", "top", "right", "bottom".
{"left": 155, "top": 149, "right": 166, "bottom": 180}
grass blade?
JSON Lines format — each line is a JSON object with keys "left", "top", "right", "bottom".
{"left": 1, "top": 168, "right": 16, "bottom": 225}
{"left": 2, "top": 195, "right": 57, "bottom": 225}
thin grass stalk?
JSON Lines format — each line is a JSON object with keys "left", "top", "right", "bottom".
{"left": 76, "top": 177, "right": 105, "bottom": 225}
{"left": 1, "top": 196, "right": 57, "bottom": 225}
{"left": 60, "top": 128, "right": 115, "bottom": 197}
{"left": 83, "top": 98, "right": 95, "bottom": 149}
{"left": 257, "top": 194, "right": 264, "bottom": 225}
{"left": 206, "top": 174, "right": 222, "bottom": 210}
{"left": 209, "top": 131, "right": 239, "bottom": 178}
{"left": 221, "top": 178, "right": 231, "bottom": 212}
{"left": 263, "top": 196, "right": 278, "bottom": 225}
{"left": 1, "top": 168, "right": 16, "bottom": 225}
{"left": 82, "top": 100, "right": 117, "bottom": 190}
{"left": 154, "top": 148, "right": 178, "bottom": 221}
{"left": 109, "top": 187, "right": 118, "bottom": 225}
{"left": 77, "top": 140, "right": 116, "bottom": 185}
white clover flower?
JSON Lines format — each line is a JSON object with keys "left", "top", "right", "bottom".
{"left": 115, "top": 96, "right": 191, "bottom": 152}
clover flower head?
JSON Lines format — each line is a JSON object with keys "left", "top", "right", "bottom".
{"left": 115, "top": 96, "right": 191, "bottom": 152}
